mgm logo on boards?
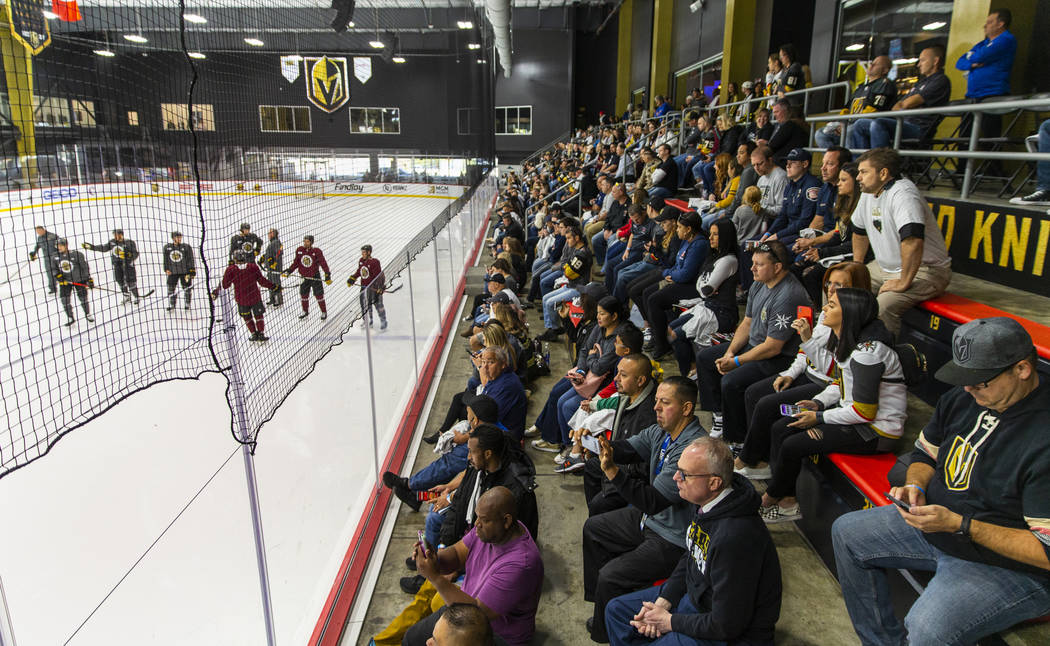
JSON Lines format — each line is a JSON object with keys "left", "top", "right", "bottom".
{"left": 304, "top": 56, "right": 350, "bottom": 113}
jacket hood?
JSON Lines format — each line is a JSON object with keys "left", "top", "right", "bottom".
{"left": 698, "top": 473, "right": 762, "bottom": 522}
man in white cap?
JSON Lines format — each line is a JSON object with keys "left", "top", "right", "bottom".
{"left": 832, "top": 317, "right": 1050, "bottom": 646}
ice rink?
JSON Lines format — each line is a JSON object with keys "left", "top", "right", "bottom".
{"left": 0, "top": 180, "right": 490, "bottom": 644}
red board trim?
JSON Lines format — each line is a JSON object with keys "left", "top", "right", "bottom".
{"left": 310, "top": 192, "right": 496, "bottom": 646}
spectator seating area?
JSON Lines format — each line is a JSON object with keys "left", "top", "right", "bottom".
{"left": 356, "top": 12, "right": 1050, "bottom": 646}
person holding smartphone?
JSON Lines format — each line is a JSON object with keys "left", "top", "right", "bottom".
{"left": 833, "top": 317, "right": 1050, "bottom": 646}
{"left": 733, "top": 261, "right": 869, "bottom": 479}
{"left": 758, "top": 288, "right": 907, "bottom": 524}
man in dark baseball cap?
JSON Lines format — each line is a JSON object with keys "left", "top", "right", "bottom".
{"left": 934, "top": 317, "right": 1037, "bottom": 387}
{"left": 832, "top": 316, "right": 1050, "bottom": 646}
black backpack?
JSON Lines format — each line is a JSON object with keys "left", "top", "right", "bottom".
{"left": 894, "top": 343, "right": 928, "bottom": 388}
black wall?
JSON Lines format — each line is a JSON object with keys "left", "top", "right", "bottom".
{"left": 629, "top": 0, "right": 653, "bottom": 95}
{"left": 671, "top": 0, "right": 727, "bottom": 72}
{"left": 494, "top": 29, "right": 575, "bottom": 162}
{"left": 26, "top": 40, "right": 494, "bottom": 158}
{"left": 573, "top": 13, "right": 620, "bottom": 125}
{"left": 769, "top": 0, "right": 817, "bottom": 66}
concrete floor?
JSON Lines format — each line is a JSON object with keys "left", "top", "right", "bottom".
{"left": 353, "top": 254, "right": 1050, "bottom": 645}
{"left": 355, "top": 265, "right": 863, "bottom": 646}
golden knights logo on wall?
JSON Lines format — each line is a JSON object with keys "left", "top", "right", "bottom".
{"left": 304, "top": 56, "right": 349, "bottom": 113}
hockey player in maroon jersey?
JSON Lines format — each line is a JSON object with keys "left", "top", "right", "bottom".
{"left": 346, "top": 244, "right": 388, "bottom": 330}
{"left": 283, "top": 234, "right": 332, "bottom": 320}
{"left": 212, "top": 251, "right": 275, "bottom": 341}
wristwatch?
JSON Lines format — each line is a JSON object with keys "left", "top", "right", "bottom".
{"left": 955, "top": 513, "right": 973, "bottom": 538}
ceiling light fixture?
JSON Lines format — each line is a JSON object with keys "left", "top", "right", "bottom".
{"left": 892, "top": 57, "right": 918, "bottom": 65}
{"left": 188, "top": 51, "right": 206, "bottom": 59}
{"left": 392, "top": 55, "right": 406, "bottom": 63}
{"left": 183, "top": 13, "right": 207, "bottom": 24}
{"left": 123, "top": 34, "right": 148, "bottom": 44}
{"left": 347, "top": 21, "right": 355, "bottom": 28}
{"left": 467, "top": 43, "right": 481, "bottom": 50}
{"left": 457, "top": 20, "right": 473, "bottom": 29}
{"left": 94, "top": 49, "right": 116, "bottom": 57}
{"left": 845, "top": 43, "right": 864, "bottom": 52}
{"left": 369, "top": 40, "right": 385, "bottom": 49}
{"left": 922, "top": 21, "right": 946, "bottom": 31}
{"left": 476, "top": 58, "right": 486, "bottom": 64}
{"left": 244, "top": 37, "right": 264, "bottom": 47}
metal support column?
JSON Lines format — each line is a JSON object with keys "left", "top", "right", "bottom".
{"left": 406, "top": 250, "right": 420, "bottom": 380}
{"left": 219, "top": 294, "right": 277, "bottom": 646}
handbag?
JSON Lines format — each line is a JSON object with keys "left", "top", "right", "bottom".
{"left": 572, "top": 371, "right": 606, "bottom": 398}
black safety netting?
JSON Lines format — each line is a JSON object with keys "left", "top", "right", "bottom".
{"left": 0, "top": 0, "right": 495, "bottom": 478}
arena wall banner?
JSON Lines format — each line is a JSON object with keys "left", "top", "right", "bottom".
{"left": 926, "top": 196, "right": 1050, "bottom": 297}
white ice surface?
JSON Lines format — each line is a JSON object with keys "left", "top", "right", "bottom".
{"left": 0, "top": 184, "right": 490, "bottom": 645}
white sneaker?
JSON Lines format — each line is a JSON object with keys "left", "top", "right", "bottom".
{"left": 709, "top": 414, "right": 723, "bottom": 438}
{"left": 553, "top": 448, "right": 573, "bottom": 464}
{"left": 531, "top": 439, "right": 562, "bottom": 453}
{"left": 523, "top": 425, "right": 541, "bottom": 438}
{"left": 760, "top": 503, "right": 802, "bottom": 524}
{"left": 734, "top": 464, "right": 772, "bottom": 480}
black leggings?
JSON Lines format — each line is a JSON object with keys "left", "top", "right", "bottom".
{"left": 59, "top": 284, "right": 89, "bottom": 318}
{"left": 646, "top": 283, "right": 700, "bottom": 353}
{"left": 766, "top": 420, "right": 880, "bottom": 499}
{"left": 626, "top": 269, "right": 663, "bottom": 321}
{"left": 738, "top": 377, "right": 826, "bottom": 466}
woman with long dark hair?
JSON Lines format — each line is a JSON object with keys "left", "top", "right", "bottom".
{"left": 530, "top": 295, "right": 627, "bottom": 461}
{"left": 668, "top": 218, "right": 741, "bottom": 376}
{"left": 734, "top": 261, "right": 870, "bottom": 476}
{"left": 758, "top": 287, "right": 907, "bottom": 523}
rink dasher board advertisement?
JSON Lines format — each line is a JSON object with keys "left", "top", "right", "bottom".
{"left": 0, "top": 181, "right": 465, "bottom": 206}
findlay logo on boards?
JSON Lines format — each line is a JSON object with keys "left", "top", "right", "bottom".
{"left": 304, "top": 56, "right": 349, "bottom": 113}
{"left": 334, "top": 183, "right": 365, "bottom": 193}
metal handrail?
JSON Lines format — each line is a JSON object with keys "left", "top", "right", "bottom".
{"left": 804, "top": 95, "right": 1050, "bottom": 197}
{"left": 520, "top": 129, "right": 573, "bottom": 167}
{"left": 525, "top": 176, "right": 580, "bottom": 214}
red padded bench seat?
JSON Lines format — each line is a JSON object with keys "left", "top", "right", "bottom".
{"left": 664, "top": 198, "right": 692, "bottom": 213}
{"left": 826, "top": 453, "right": 898, "bottom": 508}
{"left": 918, "top": 293, "right": 1050, "bottom": 359}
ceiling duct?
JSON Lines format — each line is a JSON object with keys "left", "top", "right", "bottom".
{"left": 483, "top": 0, "right": 511, "bottom": 78}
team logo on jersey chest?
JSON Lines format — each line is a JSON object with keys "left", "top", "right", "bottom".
{"left": 59, "top": 259, "right": 72, "bottom": 273}
{"left": 360, "top": 265, "right": 370, "bottom": 279}
{"left": 687, "top": 521, "right": 711, "bottom": 574}
{"left": 301, "top": 255, "right": 313, "bottom": 267}
{"left": 871, "top": 207, "right": 883, "bottom": 233}
{"left": 169, "top": 250, "right": 184, "bottom": 263}
{"left": 944, "top": 435, "right": 978, "bottom": 491}
{"left": 242, "top": 241, "right": 254, "bottom": 252}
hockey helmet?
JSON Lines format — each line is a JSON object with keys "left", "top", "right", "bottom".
{"left": 171, "top": 231, "right": 183, "bottom": 239}
{"left": 240, "top": 223, "right": 251, "bottom": 231}
{"left": 232, "top": 250, "right": 249, "bottom": 263}
{"left": 112, "top": 228, "right": 124, "bottom": 236}
{"left": 56, "top": 237, "right": 68, "bottom": 247}
{"left": 361, "top": 244, "right": 373, "bottom": 252}
{"left": 303, "top": 234, "right": 314, "bottom": 244}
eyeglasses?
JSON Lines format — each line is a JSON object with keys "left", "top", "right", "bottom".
{"left": 675, "top": 469, "right": 718, "bottom": 480}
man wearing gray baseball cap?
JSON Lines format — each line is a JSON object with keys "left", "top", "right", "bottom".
{"left": 830, "top": 317, "right": 1050, "bottom": 645}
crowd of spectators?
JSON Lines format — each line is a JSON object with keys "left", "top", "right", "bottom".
{"left": 368, "top": 9, "right": 1050, "bottom": 645}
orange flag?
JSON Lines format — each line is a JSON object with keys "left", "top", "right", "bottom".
{"left": 51, "top": 0, "right": 82, "bottom": 22}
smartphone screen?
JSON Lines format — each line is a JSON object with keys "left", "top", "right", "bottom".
{"left": 581, "top": 433, "right": 601, "bottom": 454}
{"left": 797, "top": 305, "right": 813, "bottom": 328}
{"left": 884, "top": 492, "right": 912, "bottom": 512}
{"left": 780, "top": 403, "right": 803, "bottom": 416}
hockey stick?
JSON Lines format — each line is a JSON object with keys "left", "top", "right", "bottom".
{"left": 64, "top": 281, "right": 155, "bottom": 298}
{"left": 1, "top": 261, "right": 31, "bottom": 286}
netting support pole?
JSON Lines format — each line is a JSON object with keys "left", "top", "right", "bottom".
{"left": 362, "top": 289, "right": 382, "bottom": 487}
{"left": 0, "top": 571, "right": 16, "bottom": 646}
{"left": 445, "top": 226, "right": 455, "bottom": 286}
{"left": 431, "top": 226, "right": 442, "bottom": 315}
{"left": 220, "top": 294, "right": 277, "bottom": 646}
{"left": 406, "top": 250, "right": 420, "bottom": 381}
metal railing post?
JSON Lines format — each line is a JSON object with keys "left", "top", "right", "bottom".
{"left": 961, "top": 112, "right": 982, "bottom": 199}
{"left": 362, "top": 287, "right": 382, "bottom": 487}
{"left": 406, "top": 249, "right": 420, "bottom": 381}
{"left": 218, "top": 293, "right": 277, "bottom": 646}
{"left": 893, "top": 116, "right": 903, "bottom": 149}
{"left": 431, "top": 227, "right": 443, "bottom": 317}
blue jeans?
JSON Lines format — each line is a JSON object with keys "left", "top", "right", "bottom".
{"left": 543, "top": 285, "right": 579, "bottom": 329}
{"left": 701, "top": 209, "right": 725, "bottom": 231}
{"left": 815, "top": 125, "right": 847, "bottom": 149}
{"left": 537, "top": 378, "right": 574, "bottom": 444}
{"left": 532, "top": 257, "right": 551, "bottom": 275}
{"left": 675, "top": 154, "right": 702, "bottom": 188}
{"left": 848, "top": 117, "right": 925, "bottom": 149}
{"left": 832, "top": 504, "right": 1050, "bottom": 646}
{"left": 606, "top": 587, "right": 738, "bottom": 646}
{"left": 693, "top": 161, "right": 717, "bottom": 195}
{"left": 613, "top": 260, "right": 652, "bottom": 303}
{"left": 604, "top": 243, "right": 637, "bottom": 291}
{"left": 592, "top": 231, "right": 611, "bottom": 265}
{"left": 424, "top": 505, "right": 445, "bottom": 549}
{"left": 408, "top": 443, "right": 468, "bottom": 491}
{"left": 539, "top": 268, "right": 562, "bottom": 296}
{"left": 648, "top": 186, "right": 673, "bottom": 200}
{"left": 1038, "top": 118, "right": 1050, "bottom": 190}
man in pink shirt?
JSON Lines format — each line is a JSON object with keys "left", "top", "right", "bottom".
{"left": 405, "top": 486, "right": 544, "bottom": 646}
